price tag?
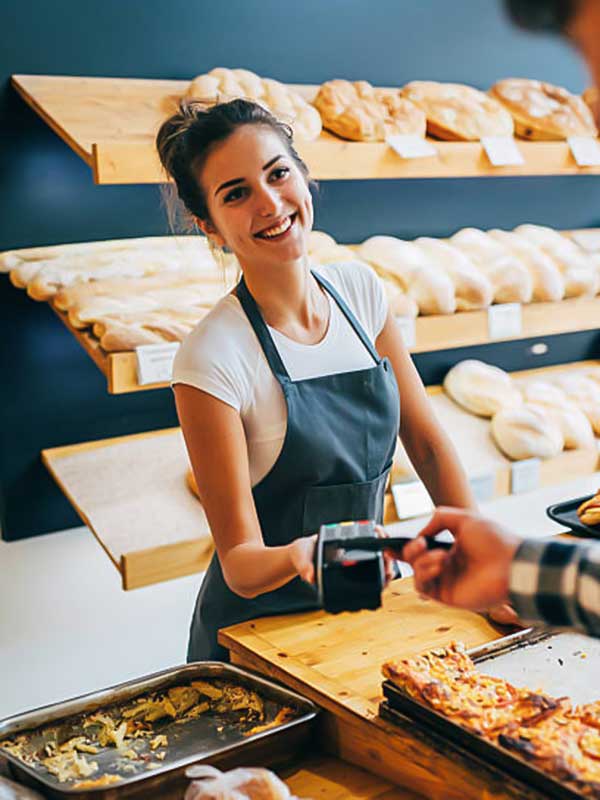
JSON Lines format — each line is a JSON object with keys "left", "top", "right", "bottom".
{"left": 570, "top": 229, "right": 600, "bottom": 252}
{"left": 469, "top": 473, "right": 496, "bottom": 503}
{"left": 487, "top": 303, "right": 522, "bottom": 340}
{"left": 568, "top": 136, "right": 600, "bottom": 166}
{"left": 396, "top": 315, "right": 417, "bottom": 348}
{"left": 481, "top": 136, "right": 524, "bottom": 166}
{"left": 391, "top": 480, "right": 434, "bottom": 520}
{"left": 510, "top": 458, "right": 541, "bottom": 495}
{"left": 387, "top": 135, "right": 438, "bottom": 159}
{"left": 136, "top": 342, "right": 180, "bottom": 385}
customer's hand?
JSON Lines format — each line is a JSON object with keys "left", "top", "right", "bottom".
{"left": 401, "top": 507, "right": 522, "bottom": 611}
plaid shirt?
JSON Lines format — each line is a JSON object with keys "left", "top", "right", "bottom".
{"left": 509, "top": 538, "right": 600, "bottom": 636}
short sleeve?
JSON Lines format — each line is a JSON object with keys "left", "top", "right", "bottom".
{"left": 171, "top": 297, "right": 256, "bottom": 413}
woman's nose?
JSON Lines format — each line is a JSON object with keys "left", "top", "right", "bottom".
{"left": 255, "top": 185, "right": 281, "bottom": 216}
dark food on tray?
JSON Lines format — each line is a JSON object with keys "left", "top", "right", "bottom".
{"left": 0, "top": 679, "right": 295, "bottom": 789}
{"left": 577, "top": 490, "right": 600, "bottom": 526}
{"left": 382, "top": 642, "right": 600, "bottom": 798}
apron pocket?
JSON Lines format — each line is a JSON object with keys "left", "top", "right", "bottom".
{"left": 302, "top": 469, "right": 390, "bottom": 535}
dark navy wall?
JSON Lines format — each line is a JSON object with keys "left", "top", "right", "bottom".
{"left": 2, "top": 0, "right": 599, "bottom": 538}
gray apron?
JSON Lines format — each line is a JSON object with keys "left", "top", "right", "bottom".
{"left": 187, "top": 270, "right": 400, "bottom": 661}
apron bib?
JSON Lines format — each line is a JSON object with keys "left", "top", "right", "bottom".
{"left": 187, "top": 270, "right": 400, "bottom": 661}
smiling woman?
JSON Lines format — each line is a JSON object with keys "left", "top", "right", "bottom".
{"left": 155, "top": 98, "right": 475, "bottom": 661}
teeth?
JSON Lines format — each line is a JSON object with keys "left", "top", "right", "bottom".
{"left": 260, "top": 216, "right": 292, "bottom": 239}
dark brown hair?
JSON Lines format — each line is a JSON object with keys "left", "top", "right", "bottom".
{"left": 156, "top": 98, "right": 311, "bottom": 229}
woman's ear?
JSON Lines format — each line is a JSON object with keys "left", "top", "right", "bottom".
{"left": 195, "top": 217, "right": 226, "bottom": 249}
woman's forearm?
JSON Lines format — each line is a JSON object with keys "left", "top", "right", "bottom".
{"left": 220, "top": 541, "right": 301, "bottom": 599}
{"left": 405, "top": 432, "right": 476, "bottom": 509}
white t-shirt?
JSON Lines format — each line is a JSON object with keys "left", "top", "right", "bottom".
{"left": 172, "top": 262, "right": 389, "bottom": 486}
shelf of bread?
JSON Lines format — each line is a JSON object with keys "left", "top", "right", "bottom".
{"left": 41, "top": 428, "right": 214, "bottom": 590}
{"left": 386, "top": 360, "right": 600, "bottom": 524}
{"left": 41, "top": 362, "right": 599, "bottom": 590}
{"left": 12, "top": 73, "right": 600, "bottom": 185}
{"left": 4, "top": 227, "right": 600, "bottom": 394}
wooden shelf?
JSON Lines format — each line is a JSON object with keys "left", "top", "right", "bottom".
{"left": 12, "top": 74, "right": 600, "bottom": 185}
{"left": 50, "top": 295, "right": 600, "bottom": 394}
{"left": 42, "top": 428, "right": 214, "bottom": 590}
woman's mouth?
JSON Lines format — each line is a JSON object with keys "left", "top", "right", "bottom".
{"left": 254, "top": 213, "right": 297, "bottom": 241}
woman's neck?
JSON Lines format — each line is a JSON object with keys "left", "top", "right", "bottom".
{"left": 240, "top": 255, "right": 330, "bottom": 344}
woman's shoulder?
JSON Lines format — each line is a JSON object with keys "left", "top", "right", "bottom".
{"left": 173, "top": 293, "right": 259, "bottom": 384}
{"left": 316, "top": 259, "right": 381, "bottom": 295}
{"left": 316, "top": 260, "right": 387, "bottom": 339}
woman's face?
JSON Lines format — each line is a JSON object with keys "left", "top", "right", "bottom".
{"left": 198, "top": 124, "right": 313, "bottom": 270}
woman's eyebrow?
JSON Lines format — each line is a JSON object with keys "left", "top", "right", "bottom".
{"left": 215, "top": 156, "right": 284, "bottom": 196}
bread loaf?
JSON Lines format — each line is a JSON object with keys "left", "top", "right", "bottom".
{"left": 450, "top": 228, "right": 533, "bottom": 303}
{"left": 490, "top": 78, "right": 597, "bottom": 140}
{"left": 359, "top": 236, "right": 456, "bottom": 315}
{"left": 487, "top": 229, "right": 565, "bottom": 302}
{"left": 521, "top": 381, "right": 595, "bottom": 448}
{"left": 415, "top": 237, "right": 493, "bottom": 310}
{"left": 491, "top": 404, "right": 564, "bottom": 460}
{"left": 314, "top": 79, "right": 426, "bottom": 141}
{"left": 443, "top": 359, "right": 522, "bottom": 417}
{"left": 552, "top": 373, "right": 600, "bottom": 434}
{"left": 514, "top": 225, "right": 598, "bottom": 298}
{"left": 401, "top": 81, "right": 514, "bottom": 141}
{"left": 186, "top": 67, "right": 322, "bottom": 140}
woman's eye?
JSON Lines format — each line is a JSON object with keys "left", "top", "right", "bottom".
{"left": 224, "top": 186, "right": 246, "bottom": 203}
{"left": 269, "top": 166, "right": 290, "bottom": 182}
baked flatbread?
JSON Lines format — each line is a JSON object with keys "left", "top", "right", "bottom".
{"left": 490, "top": 78, "right": 597, "bottom": 140}
{"left": 401, "top": 81, "right": 514, "bottom": 141}
{"left": 314, "top": 79, "right": 425, "bottom": 142}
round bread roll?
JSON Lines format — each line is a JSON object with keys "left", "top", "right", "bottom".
{"left": 522, "top": 381, "right": 595, "bottom": 449}
{"left": 443, "top": 359, "right": 522, "bottom": 418}
{"left": 359, "top": 236, "right": 456, "bottom": 315}
{"left": 450, "top": 228, "right": 533, "bottom": 304}
{"left": 552, "top": 373, "right": 600, "bottom": 434}
{"left": 186, "top": 468, "right": 201, "bottom": 500}
{"left": 514, "top": 224, "right": 598, "bottom": 298}
{"left": 491, "top": 404, "right": 564, "bottom": 460}
{"left": 415, "top": 237, "right": 493, "bottom": 311}
{"left": 487, "top": 229, "right": 565, "bottom": 302}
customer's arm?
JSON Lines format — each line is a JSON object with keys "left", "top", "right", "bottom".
{"left": 402, "top": 506, "right": 600, "bottom": 637}
{"left": 509, "top": 537, "right": 600, "bottom": 636}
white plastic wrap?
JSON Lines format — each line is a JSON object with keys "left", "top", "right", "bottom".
{"left": 184, "top": 765, "right": 298, "bottom": 800}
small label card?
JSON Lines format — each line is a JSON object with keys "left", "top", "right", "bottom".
{"left": 136, "top": 342, "right": 180, "bottom": 385}
{"left": 481, "top": 136, "right": 524, "bottom": 166}
{"left": 396, "top": 315, "right": 417, "bottom": 349}
{"left": 387, "top": 134, "right": 438, "bottom": 159}
{"left": 392, "top": 480, "right": 434, "bottom": 520}
{"left": 511, "top": 457, "right": 541, "bottom": 495}
{"left": 568, "top": 136, "right": 600, "bottom": 167}
{"left": 570, "top": 229, "right": 600, "bottom": 252}
{"left": 469, "top": 472, "right": 496, "bottom": 503}
{"left": 488, "top": 302, "right": 522, "bottom": 340}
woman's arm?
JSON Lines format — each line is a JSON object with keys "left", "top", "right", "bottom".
{"left": 376, "top": 311, "right": 476, "bottom": 509}
{"left": 174, "top": 384, "right": 315, "bottom": 599}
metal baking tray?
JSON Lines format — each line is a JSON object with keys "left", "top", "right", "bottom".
{"left": 547, "top": 494, "right": 600, "bottom": 538}
{"left": 380, "top": 630, "right": 600, "bottom": 800}
{"left": 0, "top": 662, "right": 318, "bottom": 799}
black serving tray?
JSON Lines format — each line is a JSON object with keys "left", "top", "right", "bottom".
{"left": 546, "top": 493, "right": 600, "bottom": 538}
{"left": 381, "top": 683, "right": 584, "bottom": 800}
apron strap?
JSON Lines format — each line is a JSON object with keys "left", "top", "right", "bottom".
{"left": 235, "top": 268, "right": 381, "bottom": 384}
{"left": 236, "top": 275, "right": 291, "bottom": 383}
{"left": 312, "top": 270, "right": 381, "bottom": 364}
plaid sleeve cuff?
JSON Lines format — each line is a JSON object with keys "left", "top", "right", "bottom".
{"left": 509, "top": 538, "right": 600, "bottom": 635}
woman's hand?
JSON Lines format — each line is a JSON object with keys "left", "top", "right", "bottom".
{"left": 376, "top": 525, "right": 399, "bottom": 586}
{"left": 289, "top": 534, "right": 318, "bottom": 584}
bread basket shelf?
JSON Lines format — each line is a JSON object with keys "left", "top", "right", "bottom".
{"left": 51, "top": 294, "right": 600, "bottom": 394}
{"left": 12, "top": 73, "right": 600, "bottom": 185}
{"left": 41, "top": 427, "right": 214, "bottom": 590}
